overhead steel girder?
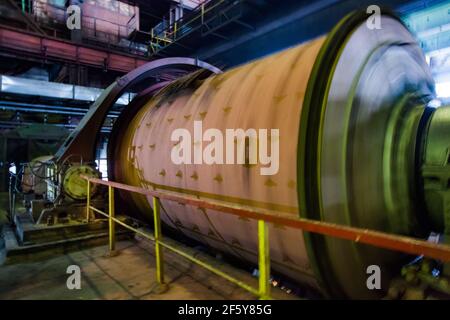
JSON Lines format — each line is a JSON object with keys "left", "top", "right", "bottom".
{"left": 54, "top": 57, "right": 221, "bottom": 164}
{"left": 0, "top": 25, "right": 149, "bottom": 73}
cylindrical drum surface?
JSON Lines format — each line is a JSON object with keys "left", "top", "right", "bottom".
{"left": 111, "top": 11, "right": 435, "bottom": 298}
{"left": 116, "top": 37, "right": 326, "bottom": 289}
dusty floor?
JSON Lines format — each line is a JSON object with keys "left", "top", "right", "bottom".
{"left": 0, "top": 238, "right": 296, "bottom": 300}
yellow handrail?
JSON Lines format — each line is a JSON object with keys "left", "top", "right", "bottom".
{"left": 86, "top": 178, "right": 270, "bottom": 298}
{"left": 83, "top": 175, "right": 450, "bottom": 300}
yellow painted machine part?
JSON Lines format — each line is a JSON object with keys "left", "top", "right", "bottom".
{"left": 116, "top": 37, "right": 326, "bottom": 289}
{"left": 63, "top": 165, "right": 99, "bottom": 200}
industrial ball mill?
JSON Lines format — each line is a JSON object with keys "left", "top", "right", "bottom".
{"left": 50, "top": 11, "right": 450, "bottom": 299}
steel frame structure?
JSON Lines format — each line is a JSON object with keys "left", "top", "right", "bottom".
{"left": 0, "top": 25, "right": 150, "bottom": 73}
{"left": 54, "top": 57, "right": 221, "bottom": 164}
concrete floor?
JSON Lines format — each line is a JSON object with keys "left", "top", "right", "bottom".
{"left": 0, "top": 237, "right": 297, "bottom": 300}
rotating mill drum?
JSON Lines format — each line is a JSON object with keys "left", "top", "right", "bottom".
{"left": 108, "top": 11, "right": 449, "bottom": 298}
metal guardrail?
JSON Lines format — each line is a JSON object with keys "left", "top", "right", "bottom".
{"left": 83, "top": 176, "right": 450, "bottom": 299}
{"left": 150, "top": 0, "right": 237, "bottom": 54}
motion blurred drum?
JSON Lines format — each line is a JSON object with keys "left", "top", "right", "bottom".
{"left": 108, "top": 11, "right": 448, "bottom": 298}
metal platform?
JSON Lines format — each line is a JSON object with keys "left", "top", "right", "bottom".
{"left": 0, "top": 214, "right": 133, "bottom": 265}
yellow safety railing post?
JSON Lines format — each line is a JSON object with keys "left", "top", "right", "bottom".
{"left": 153, "top": 197, "right": 165, "bottom": 285}
{"left": 86, "top": 180, "right": 90, "bottom": 222}
{"left": 108, "top": 185, "right": 116, "bottom": 253}
{"left": 258, "top": 220, "right": 270, "bottom": 299}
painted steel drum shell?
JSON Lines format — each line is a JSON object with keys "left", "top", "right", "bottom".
{"left": 115, "top": 37, "right": 326, "bottom": 290}
{"left": 110, "top": 12, "right": 435, "bottom": 298}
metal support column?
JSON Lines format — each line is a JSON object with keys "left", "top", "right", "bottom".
{"left": 153, "top": 197, "right": 165, "bottom": 285}
{"left": 108, "top": 185, "right": 115, "bottom": 252}
{"left": 86, "top": 180, "right": 90, "bottom": 222}
{"left": 258, "top": 220, "right": 270, "bottom": 299}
